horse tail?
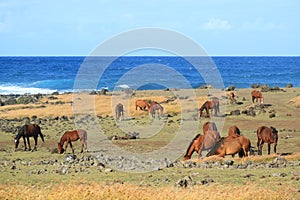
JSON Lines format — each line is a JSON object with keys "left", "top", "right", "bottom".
{"left": 37, "top": 126, "right": 45, "bottom": 142}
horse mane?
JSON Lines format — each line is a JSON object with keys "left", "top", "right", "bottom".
{"left": 206, "top": 137, "right": 225, "bottom": 156}
{"left": 200, "top": 101, "right": 208, "bottom": 111}
{"left": 184, "top": 134, "right": 201, "bottom": 157}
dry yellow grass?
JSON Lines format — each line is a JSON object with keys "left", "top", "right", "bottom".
{"left": 0, "top": 182, "right": 298, "bottom": 200}
{"left": 289, "top": 95, "right": 300, "bottom": 108}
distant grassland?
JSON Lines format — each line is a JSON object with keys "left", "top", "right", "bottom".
{"left": 0, "top": 87, "right": 300, "bottom": 199}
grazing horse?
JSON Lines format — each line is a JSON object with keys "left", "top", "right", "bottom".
{"left": 57, "top": 129, "right": 87, "bottom": 154}
{"left": 228, "top": 125, "right": 241, "bottom": 138}
{"left": 149, "top": 102, "right": 164, "bottom": 119}
{"left": 198, "top": 98, "right": 220, "bottom": 118}
{"left": 203, "top": 121, "right": 218, "bottom": 135}
{"left": 115, "top": 103, "right": 124, "bottom": 121}
{"left": 206, "top": 135, "right": 251, "bottom": 157}
{"left": 256, "top": 126, "right": 278, "bottom": 155}
{"left": 183, "top": 134, "right": 204, "bottom": 161}
{"left": 198, "top": 130, "right": 221, "bottom": 158}
{"left": 135, "top": 99, "right": 150, "bottom": 111}
{"left": 251, "top": 90, "right": 264, "bottom": 104}
{"left": 14, "top": 124, "right": 44, "bottom": 151}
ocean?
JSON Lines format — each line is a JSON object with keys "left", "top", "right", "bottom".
{"left": 0, "top": 56, "right": 299, "bottom": 95}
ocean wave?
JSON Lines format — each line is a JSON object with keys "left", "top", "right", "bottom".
{"left": 0, "top": 85, "right": 58, "bottom": 95}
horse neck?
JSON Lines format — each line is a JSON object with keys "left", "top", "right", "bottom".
{"left": 184, "top": 142, "right": 196, "bottom": 159}
{"left": 59, "top": 135, "right": 67, "bottom": 146}
{"left": 200, "top": 102, "right": 207, "bottom": 111}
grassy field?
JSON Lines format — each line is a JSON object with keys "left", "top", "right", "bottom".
{"left": 0, "top": 88, "right": 300, "bottom": 199}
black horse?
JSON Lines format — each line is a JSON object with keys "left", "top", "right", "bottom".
{"left": 15, "top": 124, "right": 45, "bottom": 151}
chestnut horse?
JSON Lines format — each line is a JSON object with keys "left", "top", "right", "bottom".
{"left": 183, "top": 134, "right": 204, "bottom": 160}
{"left": 206, "top": 135, "right": 251, "bottom": 157}
{"left": 256, "top": 126, "right": 278, "bottom": 155}
{"left": 115, "top": 103, "right": 124, "bottom": 121}
{"left": 58, "top": 129, "right": 87, "bottom": 154}
{"left": 251, "top": 90, "right": 264, "bottom": 104}
{"left": 14, "top": 124, "right": 44, "bottom": 151}
{"left": 135, "top": 99, "right": 150, "bottom": 111}
{"left": 203, "top": 121, "right": 218, "bottom": 134}
{"left": 198, "top": 98, "right": 220, "bottom": 118}
{"left": 229, "top": 92, "right": 237, "bottom": 104}
{"left": 149, "top": 102, "right": 164, "bottom": 119}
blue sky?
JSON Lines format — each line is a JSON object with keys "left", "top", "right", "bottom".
{"left": 0, "top": 0, "right": 299, "bottom": 56}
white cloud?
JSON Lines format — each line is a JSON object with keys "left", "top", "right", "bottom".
{"left": 202, "top": 18, "right": 231, "bottom": 31}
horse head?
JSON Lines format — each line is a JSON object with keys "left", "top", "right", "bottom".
{"left": 57, "top": 143, "right": 65, "bottom": 154}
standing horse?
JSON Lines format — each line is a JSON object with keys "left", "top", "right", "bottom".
{"left": 198, "top": 98, "right": 220, "bottom": 118}
{"left": 183, "top": 134, "right": 204, "bottom": 160}
{"left": 251, "top": 90, "right": 264, "bottom": 104}
{"left": 57, "top": 129, "right": 87, "bottom": 154}
{"left": 198, "top": 130, "right": 221, "bottom": 158}
{"left": 149, "top": 102, "right": 164, "bottom": 119}
{"left": 229, "top": 92, "right": 237, "bottom": 104}
{"left": 206, "top": 135, "right": 251, "bottom": 157}
{"left": 203, "top": 121, "right": 218, "bottom": 134}
{"left": 115, "top": 103, "right": 124, "bottom": 121}
{"left": 14, "top": 124, "right": 44, "bottom": 151}
{"left": 256, "top": 126, "right": 278, "bottom": 155}
{"left": 135, "top": 99, "right": 150, "bottom": 111}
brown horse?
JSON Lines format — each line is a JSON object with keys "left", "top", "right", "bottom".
{"left": 58, "top": 129, "right": 87, "bottom": 154}
{"left": 256, "top": 126, "right": 278, "bottom": 155}
{"left": 183, "top": 134, "right": 204, "bottom": 161}
{"left": 251, "top": 90, "right": 264, "bottom": 104}
{"left": 198, "top": 130, "right": 221, "bottom": 158}
{"left": 229, "top": 92, "right": 237, "bottom": 104}
{"left": 198, "top": 98, "right": 220, "bottom": 118}
{"left": 135, "top": 99, "right": 150, "bottom": 111}
{"left": 149, "top": 102, "right": 164, "bottom": 119}
{"left": 15, "top": 124, "right": 45, "bottom": 151}
{"left": 115, "top": 103, "right": 124, "bottom": 121}
{"left": 203, "top": 121, "right": 218, "bottom": 134}
{"left": 206, "top": 135, "right": 251, "bottom": 157}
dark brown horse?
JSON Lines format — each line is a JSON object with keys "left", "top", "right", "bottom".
{"left": 203, "top": 121, "right": 218, "bottom": 134}
{"left": 206, "top": 135, "right": 251, "bottom": 157}
{"left": 135, "top": 99, "right": 150, "bottom": 111}
{"left": 14, "top": 124, "right": 44, "bottom": 151}
{"left": 58, "top": 129, "right": 87, "bottom": 154}
{"left": 115, "top": 103, "right": 124, "bottom": 121}
{"left": 149, "top": 102, "right": 164, "bottom": 119}
{"left": 198, "top": 98, "right": 220, "bottom": 118}
{"left": 251, "top": 90, "right": 264, "bottom": 104}
{"left": 256, "top": 126, "right": 278, "bottom": 155}
{"left": 183, "top": 134, "right": 204, "bottom": 160}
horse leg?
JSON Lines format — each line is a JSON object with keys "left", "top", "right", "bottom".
{"left": 26, "top": 137, "right": 31, "bottom": 151}
{"left": 274, "top": 143, "right": 277, "bottom": 154}
{"left": 267, "top": 143, "right": 271, "bottom": 155}
{"left": 64, "top": 140, "right": 69, "bottom": 154}
{"left": 22, "top": 136, "right": 27, "bottom": 151}
{"left": 69, "top": 141, "right": 74, "bottom": 154}
{"left": 259, "top": 141, "right": 264, "bottom": 155}
{"left": 32, "top": 136, "right": 38, "bottom": 151}
{"left": 257, "top": 138, "right": 261, "bottom": 155}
